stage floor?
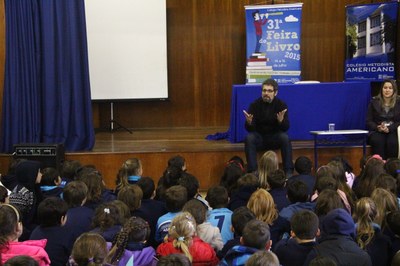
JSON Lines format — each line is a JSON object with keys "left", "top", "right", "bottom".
{"left": 92, "top": 127, "right": 313, "bottom": 153}
{"left": 0, "top": 127, "right": 364, "bottom": 190}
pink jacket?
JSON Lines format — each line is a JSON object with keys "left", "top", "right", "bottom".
{"left": 1, "top": 239, "right": 51, "bottom": 266}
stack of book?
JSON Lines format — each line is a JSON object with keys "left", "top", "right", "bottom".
{"left": 246, "top": 53, "right": 273, "bottom": 84}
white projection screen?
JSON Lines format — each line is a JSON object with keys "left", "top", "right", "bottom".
{"left": 84, "top": 0, "right": 168, "bottom": 100}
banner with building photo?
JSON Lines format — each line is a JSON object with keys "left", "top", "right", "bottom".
{"left": 345, "top": 2, "right": 398, "bottom": 81}
{"left": 245, "top": 3, "right": 303, "bottom": 84}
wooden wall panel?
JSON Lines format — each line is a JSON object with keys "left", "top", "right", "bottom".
{"left": 94, "top": 0, "right": 389, "bottom": 131}
{"left": 0, "top": 1, "right": 397, "bottom": 131}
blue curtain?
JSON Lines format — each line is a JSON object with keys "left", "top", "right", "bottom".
{"left": 1, "top": 0, "right": 95, "bottom": 153}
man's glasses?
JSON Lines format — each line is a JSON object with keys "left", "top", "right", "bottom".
{"left": 262, "top": 89, "right": 275, "bottom": 93}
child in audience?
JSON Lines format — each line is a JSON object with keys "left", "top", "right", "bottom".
{"left": 39, "top": 167, "right": 63, "bottom": 199}
{"left": 279, "top": 180, "right": 315, "bottom": 222}
{"left": 267, "top": 169, "right": 290, "bottom": 211}
{"left": 105, "top": 216, "right": 157, "bottom": 265}
{"left": 117, "top": 184, "right": 143, "bottom": 215}
{"left": 155, "top": 185, "right": 188, "bottom": 243}
{"left": 257, "top": 151, "right": 279, "bottom": 190}
{"left": 156, "top": 165, "right": 184, "bottom": 201}
{"left": 304, "top": 208, "right": 372, "bottom": 265}
{"left": 217, "top": 207, "right": 256, "bottom": 259}
{"left": 168, "top": 155, "right": 187, "bottom": 172}
{"left": 245, "top": 251, "right": 280, "bottom": 266}
{"left": 288, "top": 156, "right": 315, "bottom": 197}
{"left": 273, "top": 210, "right": 319, "bottom": 266}
{"left": 78, "top": 168, "right": 116, "bottom": 210}
{"left": 30, "top": 197, "right": 75, "bottom": 266}
{"left": 9, "top": 160, "right": 43, "bottom": 239}
{"left": 156, "top": 212, "right": 219, "bottom": 265}
{"left": 354, "top": 157, "right": 386, "bottom": 198}
{"left": 63, "top": 181, "right": 94, "bottom": 236}
{"left": 114, "top": 158, "right": 143, "bottom": 194}
{"left": 0, "top": 203, "right": 50, "bottom": 265}
{"left": 315, "top": 189, "right": 345, "bottom": 221}
{"left": 178, "top": 172, "right": 210, "bottom": 208}
{"left": 60, "top": 159, "right": 82, "bottom": 185}
{"left": 247, "top": 189, "right": 290, "bottom": 247}
{"left": 136, "top": 176, "right": 168, "bottom": 248}
{"left": 0, "top": 185, "right": 10, "bottom": 203}
{"left": 371, "top": 188, "right": 399, "bottom": 231}
{"left": 220, "top": 156, "right": 246, "bottom": 196}
{"left": 156, "top": 253, "right": 191, "bottom": 266}
{"left": 69, "top": 232, "right": 108, "bottom": 266}
{"left": 353, "top": 197, "right": 391, "bottom": 266}
{"left": 228, "top": 173, "right": 258, "bottom": 211}
{"left": 110, "top": 200, "right": 131, "bottom": 225}
{"left": 91, "top": 202, "right": 122, "bottom": 242}
{"left": 375, "top": 173, "right": 400, "bottom": 205}
{"left": 331, "top": 156, "right": 356, "bottom": 188}
{"left": 385, "top": 211, "right": 400, "bottom": 258}
{"left": 206, "top": 185, "right": 234, "bottom": 244}
{"left": 4, "top": 255, "right": 39, "bottom": 266}
{"left": 315, "top": 164, "right": 352, "bottom": 213}
{"left": 326, "top": 160, "right": 356, "bottom": 212}
{"left": 183, "top": 199, "right": 223, "bottom": 251}
{"left": 311, "top": 175, "right": 338, "bottom": 200}
{"left": 220, "top": 219, "right": 272, "bottom": 265}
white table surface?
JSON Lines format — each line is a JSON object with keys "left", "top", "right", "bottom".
{"left": 310, "top": 129, "right": 369, "bottom": 135}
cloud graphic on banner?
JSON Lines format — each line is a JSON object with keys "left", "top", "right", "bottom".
{"left": 285, "top": 15, "right": 298, "bottom": 22}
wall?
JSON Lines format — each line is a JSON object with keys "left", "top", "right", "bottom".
{"left": 0, "top": 0, "right": 397, "bottom": 131}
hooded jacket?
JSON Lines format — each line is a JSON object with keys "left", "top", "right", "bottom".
{"left": 304, "top": 208, "right": 372, "bottom": 266}
{"left": 1, "top": 239, "right": 51, "bottom": 266}
{"left": 107, "top": 242, "right": 157, "bottom": 266}
{"left": 157, "top": 236, "right": 219, "bottom": 266}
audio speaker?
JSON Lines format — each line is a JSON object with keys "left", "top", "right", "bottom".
{"left": 13, "top": 143, "right": 65, "bottom": 172}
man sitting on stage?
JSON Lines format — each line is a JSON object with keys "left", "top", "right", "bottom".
{"left": 243, "top": 78, "right": 294, "bottom": 177}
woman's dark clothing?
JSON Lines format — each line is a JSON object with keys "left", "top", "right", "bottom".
{"left": 366, "top": 97, "right": 400, "bottom": 159}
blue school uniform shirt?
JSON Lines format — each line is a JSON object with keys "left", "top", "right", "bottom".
{"left": 208, "top": 207, "right": 233, "bottom": 244}
{"left": 155, "top": 211, "right": 180, "bottom": 243}
{"left": 128, "top": 175, "right": 141, "bottom": 183}
{"left": 220, "top": 245, "right": 259, "bottom": 266}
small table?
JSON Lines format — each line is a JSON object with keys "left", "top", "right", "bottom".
{"left": 310, "top": 129, "right": 369, "bottom": 169}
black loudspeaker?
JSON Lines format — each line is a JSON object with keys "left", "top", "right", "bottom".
{"left": 13, "top": 143, "right": 65, "bottom": 172}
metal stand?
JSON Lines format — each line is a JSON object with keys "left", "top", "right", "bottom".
{"left": 109, "top": 102, "right": 133, "bottom": 134}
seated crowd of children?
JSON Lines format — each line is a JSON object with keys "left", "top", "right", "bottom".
{"left": 0, "top": 152, "right": 400, "bottom": 266}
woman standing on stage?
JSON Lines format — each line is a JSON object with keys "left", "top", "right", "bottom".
{"left": 367, "top": 79, "right": 400, "bottom": 159}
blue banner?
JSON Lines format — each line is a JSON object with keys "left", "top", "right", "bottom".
{"left": 245, "top": 4, "right": 303, "bottom": 84}
{"left": 345, "top": 2, "right": 398, "bottom": 81}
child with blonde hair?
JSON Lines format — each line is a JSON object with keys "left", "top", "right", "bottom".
{"left": 115, "top": 158, "right": 143, "bottom": 194}
{"left": 156, "top": 212, "right": 219, "bottom": 265}
{"left": 257, "top": 151, "right": 279, "bottom": 190}
{"left": 371, "top": 188, "right": 399, "bottom": 230}
{"left": 353, "top": 197, "right": 391, "bottom": 266}
{"left": 247, "top": 189, "right": 290, "bottom": 247}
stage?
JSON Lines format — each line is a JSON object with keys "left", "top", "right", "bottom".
{"left": 0, "top": 127, "right": 367, "bottom": 190}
